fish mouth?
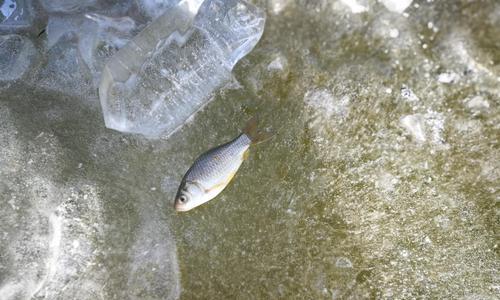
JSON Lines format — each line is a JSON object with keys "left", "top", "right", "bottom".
{"left": 174, "top": 201, "right": 189, "bottom": 212}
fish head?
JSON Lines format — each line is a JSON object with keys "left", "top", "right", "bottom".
{"left": 174, "top": 181, "right": 205, "bottom": 212}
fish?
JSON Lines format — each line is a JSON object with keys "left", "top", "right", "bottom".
{"left": 174, "top": 117, "right": 271, "bottom": 212}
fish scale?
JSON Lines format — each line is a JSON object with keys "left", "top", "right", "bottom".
{"left": 174, "top": 117, "right": 269, "bottom": 211}
{"left": 186, "top": 133, "right": 251, "bottom": 189}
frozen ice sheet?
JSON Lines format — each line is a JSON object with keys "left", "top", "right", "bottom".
{"left": 46, "top": 13, "right": 137, "bottom": 87}
{"left": 35, "top": 32, "right": 93, "bottom": 97}
{"left": 137, "top": 0, "right": 181, "bottom": 20}
{"left": 39, "top": 0, "right": 97, "bottom": 13}
{"left": 0, "top": 0, "right": 32, "bottom": 30}
{"left": 0, "top": 34, "right": 36, "bottom": 82}
{"left": 99, "top": 0, "right": 265, "bottom": 137}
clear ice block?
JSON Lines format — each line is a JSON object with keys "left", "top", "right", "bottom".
{"left": 137, "top": 0, "right": 181, "bottom": 20}
{"left": 46, "top": 13, "right": 136, "bottom": 86}
{"left": 39, "top": 0, "right": 97, "bottom": 14}
{"left": 35, "top": 32, "right": 93, "bottom": 97}
{"left": 0, "top": 0, "right": 32, "bottom": 30}
{"left": 0, "top": 34, "right": 36, "bottom": 82}
{"left": 99, "top": 0, "right": 266, "bottom": 137}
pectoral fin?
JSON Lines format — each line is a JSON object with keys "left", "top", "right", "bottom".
{"left": 242, "top": 149, "right": 250, "bottom": 160}
{"left": 205, "top": 171, "right": 238, "bottom": 194}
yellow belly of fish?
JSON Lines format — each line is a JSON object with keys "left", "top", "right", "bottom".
{"left": 199, "top": 148, "right": 249, "bottom": 204}
{"left": 203, "top": 170, "right": 238, "bottom": 201}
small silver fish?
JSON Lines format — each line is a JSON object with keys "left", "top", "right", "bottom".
{"left": 174, "top": 117, "right": 269, "bottom": 212}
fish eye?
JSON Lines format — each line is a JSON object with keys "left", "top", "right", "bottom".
{"left": 179, "top": 195, "right": 187, "bottom": 203}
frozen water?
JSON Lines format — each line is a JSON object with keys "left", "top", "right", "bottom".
{"left": 267, "top": 0, "right": 292, "bottom": 15}
{"left": 267, "top": 54, "right": 287, "bottom": 72}
{"left": 335, "top": 257, "right": 353, "bottom": 268}
{"left": 99, "top": 0, "right": 265, "bottom": 137}
{"left": 400, "top": 111, "right": 445, "bottom": 145}
{"left": 46, "top": 14, "right": 137, "bottom": 86}
{"left": 1, "top": 0, "right": 499, "bottom": 299}
{"left": 137, "top": 0, "right": 181, "bottom": 20}
{"left": 0, "top": 34, "right": 36, "bottom": 82}
{"left": 0, "top": 0, "right": 32, "bottom": 30}
{"left": 39, "top": 0, "right": 97, "bottom": 13}
{"left": 400, "top": 114, "right": 426, "bottom": 143}
{"left": 437, "top": 71, "right": 459, "bottom": 84}
{"left": 340, "top": 0, "right": 368, "bottom": 14}
{"left": 380, "top": 0, "right": 413, "bottom": 13}
{"left": 465, "top": 95, "right": 490, "bottom": 116}
{"left": 35, "top": 32, "right": 93, "bottom": 97}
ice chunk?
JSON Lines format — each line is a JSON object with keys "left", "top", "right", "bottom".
{"left": 380, "top": 0, "right": 413, "bottom": 13}
{"left": 39, "top": 0, "right": 97, "bottom": 13}
{"left": 400, "top": 111, "right": 445, "bottom": 145}
{"left": 335, "top": 257, "right": 353, "bottom": 268}
{"left": 47, "top": 14, "right": 136, "bottom": 85}
{"left": 35, "top": 32, "right": 93, "bottom": 97}
{"left": 304, "top": 89, "right": 350, "bottom": 119}
{"left": 83, "top": 13, "right": 137, "bottom": 83}
{"left": 137, "top": 0, "right": 181, "bottom": 20}
{"left": 0, "top": 34, "right": 36, "bottom": 82}
{"left": 267, "top": 55, "right": 287, "bottom": 72}
{"left": 340, "top": 0, "right": 368, "bottom": 14}
{"left": 0, "top": 0, "right": 32, "bottom": 30}
{"left": 437, "top": 72, "right": 458, "bottom": 84}
{"left": 99, "top": 0, "right": 266, "bottom": 137}
{"left": 267, "top": 0, "right": 292, "bottom": 15}
{"left": 389, "top": 28, "right": 399, "bottom": 38}
{"left": 400, "top": 85, "right": 419, "bottom": 102}
{"left": 400, "top": 114, "right": 426, "bottom": 143}
{"left": 465, "top": 95, "right": 490, "bottom": 116}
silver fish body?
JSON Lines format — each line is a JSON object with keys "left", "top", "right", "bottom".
{"left": 174, "top": 133, "right": 252, "bottom": 211}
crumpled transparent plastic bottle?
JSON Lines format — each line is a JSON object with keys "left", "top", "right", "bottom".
{"left": 99, "top": 0, "right": 265, "bottom": 138}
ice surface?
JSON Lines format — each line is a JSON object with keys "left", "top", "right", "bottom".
{"left": 1, "top": 0, "right": 499, "bottom": 299}
{"left": 437, "top": 71, "right": 459, "bottom": 84}
{"left": 35, "top": 32, "right": 93, "bottom": 97}
{"left": 0, "top": 34, "right": 36, "bottom": 82}
{"left": 267, "top": 0, "right": 292, "bottom": 15}
{"left": 46, "top": 14, "right": 137, "bottom": 86}
{"left": 340, "top": 0, "right": 368, "bottom": 14}
{"left": 380, "top": 0, "right": 413, "bottom": 13}
{"left": 0, "top": 0, "right": 32, "bottom": 30}
{"left": 137, "top": 0, "right": 181, "bottom": 20}
{"left": 267, "top": 54, "right": 287, "bottom": 72}
{"left": 99, "top": 0, "right": 265, "bottom": 137}
{"left": 400, "top": 111, "right": 446, "bottom": 146}
{"left": 39, "top": 0, "right": 97, "bottom": 14}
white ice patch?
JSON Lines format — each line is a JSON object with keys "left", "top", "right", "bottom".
{"left": 437, "top": 72, "right": 459, "bottom": 84}
{"left": 400, "top": 111, "right": 446, "bottom": 145}
{"left": 375, "top": 172, "right": 400, "bottom": 193}
{"left": 400, "top": 85, "right": 419, "bottom": 102}
{"left": 31, "top": 185, "right": 106, "bottom": 299}
{"left": 127, "top": 210, "right": 180, "bottom": 299}
{"left": 335, "top": 257, "right": 353, "bottom": 268}
{"left": 389, "top": 28, "right": 399, "bottom": 38}
{"left": 0, "top": 282, "right": 23, "bottom": 300}
{"left": 137, "top": 0, "right": 180, "bottom": 20}
{"left": 340, "top": 0, "right": 368, "bottom": 13}
{"left": 0, "top": 35, "right": 37, "bottom": 82}
{"left": 400, "top": 114, "right": 426, "bottom": 143}
{"left": 380, "top": 0, "right": 413, "bottom": 13}
{"left": 304, "top": 89, "right": 350, "bottom": 120}
{"left": 267, "top": 55, "right": 288, "bottom": 72}
{"left": 465, "top": 95, "right": 490, "bottom": 116}
{"left": 268, "top": 0, "right": 292, "bottom": 15}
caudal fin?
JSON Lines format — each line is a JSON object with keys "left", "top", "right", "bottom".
{"left": 242, "top": 116, "right": 274, "bottom": 145}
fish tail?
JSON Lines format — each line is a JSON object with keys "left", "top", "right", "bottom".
{"left": 242, "top": 116, "right": 274, "bottom": 145}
